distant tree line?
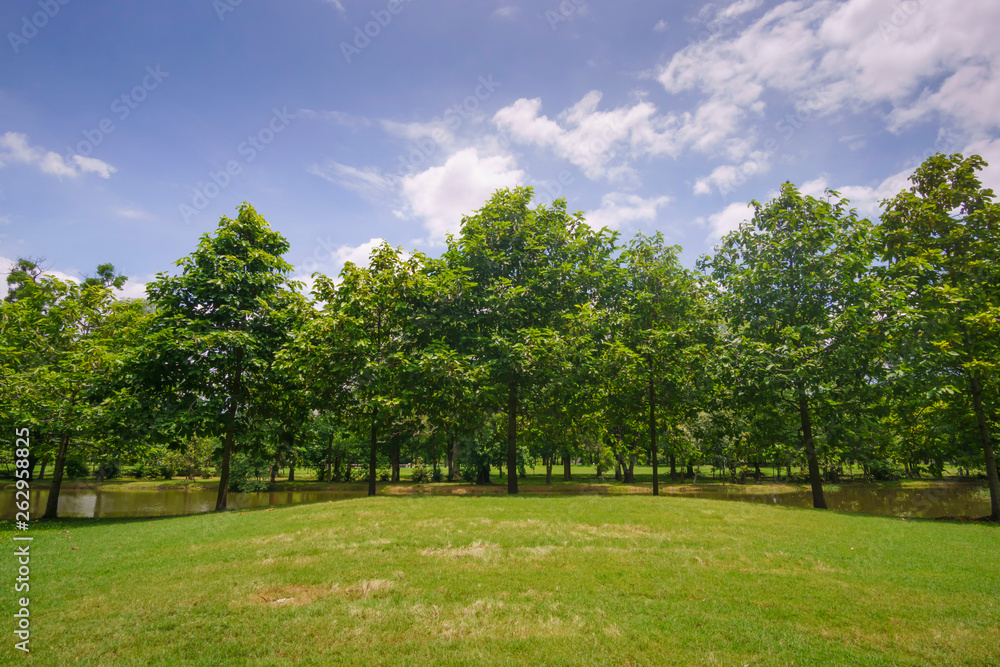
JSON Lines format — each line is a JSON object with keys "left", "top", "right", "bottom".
{"left": 2, "top": 153, "right": 997, "bottom": 521}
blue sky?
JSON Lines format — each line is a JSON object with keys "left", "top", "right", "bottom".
{"left": 2, "top": 0, "right": 998, "bottom": 297}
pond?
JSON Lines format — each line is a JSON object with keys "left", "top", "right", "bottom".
{"left": 673, "top": 483, "right": 993, "bottom": 519}
{"left": 0, "top": 487, "right": 367, "bottom": 519}
{"left": 0, "top": 482, "right": 992, "bottom": 520}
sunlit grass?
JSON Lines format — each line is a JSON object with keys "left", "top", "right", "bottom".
{"left": 2, "top": 494, "right": 998, "bottom": 666}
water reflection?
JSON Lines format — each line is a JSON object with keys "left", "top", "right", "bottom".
{"left": 0, "top": 487, "right": 367, "bottom": 519}
{"left": 0, "top": 483, "right": 991, "bottom": 520}
{"left": 676, "top": 483, "right": 992, "bottom": 519}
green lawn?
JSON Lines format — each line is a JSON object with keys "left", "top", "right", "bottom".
{"left": 2, "top": 494, "right": 998, "bottom": 666}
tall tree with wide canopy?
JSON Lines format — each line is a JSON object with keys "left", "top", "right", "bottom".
{"left": 140, "top": 203, "right": 298, "bottom": 511}
{"left": 283, "top": 242, "right": 424, "bottom": 496}
{"left": 1, "top": 268, "right": 144, "bottom": 518}
{"left": 617, "top": 233, "right": 710, "bottom": 495}
{"left": 879, "top": 153, "right": 1000, "bottom": 521}
{"left": 453, "top": 187, "right": 617, "bottom": 493}
{"left": 701, "top": 183, "right": 880, "bottom": 509}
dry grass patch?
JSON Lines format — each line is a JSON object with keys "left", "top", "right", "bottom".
{"left": 420, "top": 540, "right": 499, "bottom": 559}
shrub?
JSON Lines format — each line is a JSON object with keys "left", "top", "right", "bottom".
{"left": 866, "top": 460, "right": 901, "bottom": 481}
{"left": 228, "top": 454, "right": 271, "bottom": 493}
{"left": 460, "top": 462, "right": 480, "bottom": 484}
{"left": 64, "top": 457, "right": 89, "bottom": 479}
{"left": 159, "top": 465, "right": 174, "bottom": 480}
{"left": 431, "top": 466, "right": 443, "bottom": 483}
{"left": 411, "top": 464, "right": 432, "bottom": 484}
{"left": 377, "top": 466, "right": 391, "bottom": 482}
{"left": 102, "top": 459, "right": 121, "bottom": 480}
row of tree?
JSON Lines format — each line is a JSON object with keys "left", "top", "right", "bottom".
{"left": 1, "top": 153, "right": 997, "bottom": 521}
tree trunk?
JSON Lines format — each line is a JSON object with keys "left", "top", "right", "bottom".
{"left": 650, "top": 378, "right": 658, "bottom": 496}
{"left": 669, "top": 455, "right": 676, "bottom": 482}
{"left": 368, "top": 411, "right": 378, "bottom": 497}
{"left": 545, "top": 456, "right": 553, "bottom": 485}
{"left": 687, "top": 462, "right": 694, "bottom": 479}
{"left": 215, "top": 402, "right": 237, "bottom": 512}
{"left": 333, "top": 455, "right": 341, "bottom": 483}
{"left": 615, "top": 460, "right": 622, "bottom": 481}
{"left": 391, "top": 439, "right": 401, "bottom": 483}
{"left": 325, "top": 433, "right": 334, "bottom": 483}
{"left": 797, "top": 390, "right": 827, "bottom": 509}
{"left": 451, "top": 433, "right": 460, "bottom": 480}
{"left": 969, "top": 373, "right": 1000, "bottom": 522}
{"left": 43, "top": 433, "right": 70, "bottom": 519}
{"left": 563, "top": 454, "right": 572, "bottom": 481}
{"left": 270, "top": 461, "right": 278, "bottom": 484}
{"left": 507, "top": 381, "right": 518, "bottom": 494}
{"left": 287, "top": 432, "right": 295, "bottom": 482}
{"left": 431, "top": 433, "right": 438, "bottom": 478}
{"left": 628, "top": 455, "right": 636, "bottom": 483}
{"left": 39, "top": 458, "right": 46, "bottom": 480}
{"left": 215, "top": 356, "right": 242, "bottom": 512}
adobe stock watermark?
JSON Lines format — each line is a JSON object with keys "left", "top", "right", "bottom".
{"left": 341, "top": 0, "right": 414, "bottom": 64}
{"left": 7, "top": 0, "right": 71, "bottom": 54}
{"left": 179, "top": 107, "right": 296, "bottom": 224}
{"left": 545, "top": 0, "right": 587, "bottom": 31}
{"left": 214, "top": 0, "right": 244, "bottom": 21}
{"left": 63, "top": 66, "right": 169, "bottom": 163}
{"left": 684, "top": 4, "right": 742, "bottom": 47}
{"left": 879, "top": 0, "right": 923, "bottom": 40}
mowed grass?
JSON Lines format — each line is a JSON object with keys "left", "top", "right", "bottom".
{"left": 2, "top": 495, "right": 998, "bottom": 666}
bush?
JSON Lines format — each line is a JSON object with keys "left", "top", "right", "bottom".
{"left": 228, "top": 454, "right": 271, "bottom": 493}
{"left": 377, "top": 466, "right": 391, "bottom": 482}
{"left": 411, "top": 464, "right": 432, "bottom": 484}
{"left": 866, "top": 460, "right": 901, "bottom": 481}
{"left": 159, "top": 465, "right": 174, "bottom": 480}
{"left": 431, "top": 466, "right": 443, "bottom": 483}
{"left": 64, "top": 457, "right": 89, "bottom": 479}
{"left": 100, "top": 459, "right": 121, "bottom": 480}
{"left": 460, "top": 462, "right": 480, "bottom": 484}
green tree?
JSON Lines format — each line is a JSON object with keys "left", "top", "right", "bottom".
{"left": 453, "top": 187, "right": 617, "bottom": 493}
{"left": 701, "top": 183, "right": 880, "bottom": 509}
{"left": 1, "top": 269, "right": 144, "bottom": 518}
{"left": 618, "top": 233, "right": 710, "bottom": 494}
{"left": 140, "top": 203, "right": 299, "bottom": 511}
{"left": 879, "top": 153, "right": 1000, "bottom": 521}
{"left": 285, "top": 242, "right": 424, "bottom": 496}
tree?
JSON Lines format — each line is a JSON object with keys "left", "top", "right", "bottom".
{"left": 285, "top": 242, "right": 424, "bottom": 496}
{"left": 453, "top": 187, "right": 617, "bottom": 493}
{"left": 140, "top": 203, "right": 299, "bottom": 511}
{"left": 0, "top": 268, "right": 145, "bottom": 518}
{"left": 618, "top": 233, "right": 710, "bottom": 495}
{"left": 701, "top": 183, "right": 881, "bottom": 509}
{"left": 879, "top": 153, "right": 1000, "bottom": 521}
{"left": 4, "top": 257, "right": 50, "bottom": 302}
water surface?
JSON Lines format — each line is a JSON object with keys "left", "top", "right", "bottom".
{"left": 1, "top": 487, "right": 366, "bottom": 519}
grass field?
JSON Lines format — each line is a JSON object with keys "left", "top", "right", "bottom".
{"left": 2, "top": 493, "right": 998, "bottom": 666}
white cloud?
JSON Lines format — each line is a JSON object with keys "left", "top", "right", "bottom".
{"left": 492, "top": 6, "right": 519, "bottom": 20}
{"left": 297, "top": 109, "right": 372, "bottom": 128}
{"left": 493, "top": 92, "right": 680, "bottom": 184}
{"left": 701, "top": 201, "right": 753, "bottom": 241}
{"left": 400, "top": 147, "right": 524, "bottom": 244}
{"left": 308, "top": 160, "right": 400, "bottom": 204}
{"left": 654, "top": 19, "right": 668, "bottom": 32}
{"left": 323, "top": 0, "right": 345, "bottom": 13}
{"left": 293, "top": 237, "right": 389, "bottom": 295}
{"left": 0, "top": 132, "right": 116, "bottom": 179}
{"left": 658, "top": 0, "right": 1000, "bottom": 147}
{"left": 114, "top": 207, "right": 152, "bottom": 220}
{"left": 693, "top": 151, "right": 770, "bottom": 196}
{"left": 584, "top": 192, "right": 672, "bottom": 231}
